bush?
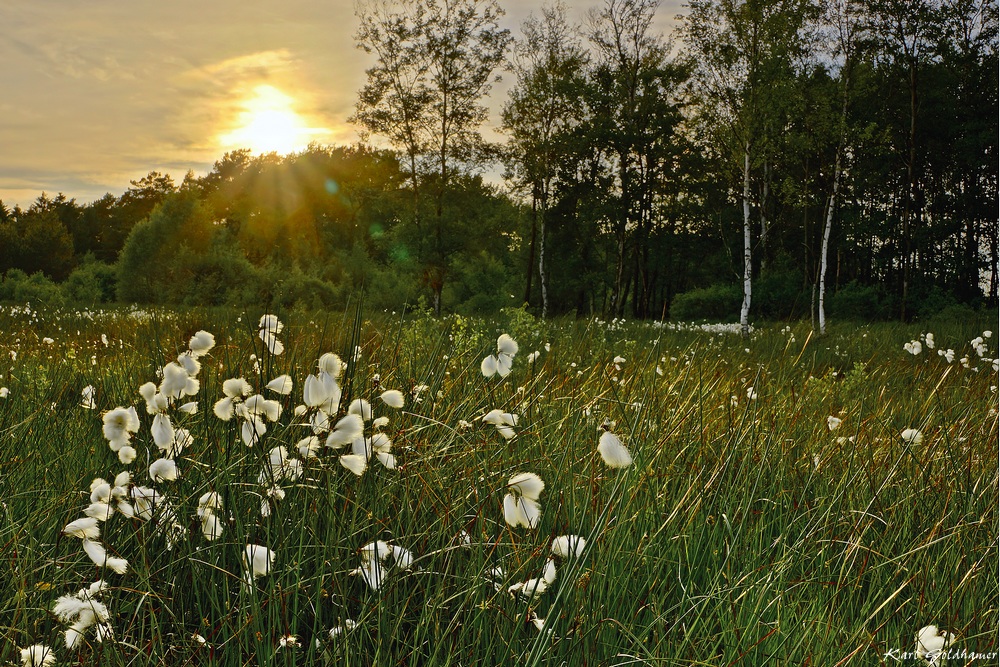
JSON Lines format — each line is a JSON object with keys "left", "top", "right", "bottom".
{"left": 0, "top": 269, "right": 66, "bottom": 306}
{"left": 670, "top": 284, "right": 741, "bottom": 321}
{"left": 754, "top": 270, "right": 809, "bottom": 320}
{"left": 63, "top": 261, "right": 118, "bottom": 304}
{"left": 826, "top": 281, "right": 893, "bottom": 320}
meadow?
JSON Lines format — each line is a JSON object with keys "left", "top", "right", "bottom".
{"left": 0, "top": 303, "right": 996, "bottom": 666}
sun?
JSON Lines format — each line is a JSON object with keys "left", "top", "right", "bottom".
{"left": 219, "top": 85, "right": 327, "bottom": 155}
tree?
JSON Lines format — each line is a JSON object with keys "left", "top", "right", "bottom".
{"left": 684, "top": 0, "right": 816, "bottom": 335}
{"left": 502, "top": 2, "right": 588, "bottom": 317}
{"left": 354, "top": 0, "right": 511, "bottom": 313}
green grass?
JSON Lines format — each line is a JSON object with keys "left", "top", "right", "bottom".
{"left": 0, "top": 304, "right": 996, "bottom": 665}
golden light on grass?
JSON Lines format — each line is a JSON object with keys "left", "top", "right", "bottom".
{"left": 219, "top": 84, "right": 329, "bottom": 155}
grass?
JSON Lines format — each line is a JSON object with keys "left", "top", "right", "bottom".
{"left": 0, "top": 303, "right": 996, "bottom": 666}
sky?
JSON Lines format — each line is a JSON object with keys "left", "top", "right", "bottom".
{"left": 0, "top": 0, "right": 684, "bottom": 210}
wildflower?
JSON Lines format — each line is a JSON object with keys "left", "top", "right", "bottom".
{"left": 598, "top": 430, "right": 633, "bottom": 468}
{"left": 915, "top": 625, "right": 954, "bottom": 665}
{"left": 197, "top": 492, "right": 224, "bottom": 541}
{"left": 258, "top": 314, "right": 285, "bottom": 355}
{"left": 613, "top": 355, "right": 625, "bottom": 371}
{"left": 244, "top": 544, "right": 276, "bottom": 584}
{"left": 380, "top": 389, "right": 405, "bottom": 408}
{"left": 329, "top": 619, "right": 358, "bottom": 638}
{"left": 482, "top": 333, "right": 518, "bottom": 378}
{"left": 503, "top": 472, "right": 544, "bottom": 529}
{"left": 938, "top": 349, "right": 955, "bottom": 363}
{"left": 551, "top": 534, "right": 587, "bottom": 559}
{"left": 266, "top": 374, "right": 293, "bottom": 395}
{"left": 42, "top": 337, "right": 54, "bottom": 345}
{"left": 923, "top": 332, "right": 935, "bottom": 349}
{"left": 326, "top": 414, "right": 365, "bottom": 448}
{"left": 508, "top": 577, "right": 549, "bottom": 600}
{"left": 339, "top": 453, "right": 368, "bottom": 476}
{"left": 904, "top": 340, "right": 922, "bottom": 355}
{"left": 278, "top": 634, "right": 299, "bottom": 649}
{"left": 0, "top": 387, "right": 8, "bottom": 398}
{"left": 901, "top": 428, "right": 924, "bottom": 445}
{"left": 82, "top": 539, "right": 128, "bottom": 574}
{"left": 20, "top": 644, "right": 56, "bottom": 667}
{"left": 351, "top": 540, "right": 413, "bottom": 590}
{"left": 53, "top": 580, "right": 114, "bottom": 649}
{"left": 188, "top": 330, "right": 215, "bottom": 357}
{"left": 160, "top": 361, "right": 199, "bottom": 399}
{"left": 149, "top": 458, "right": 180, "bottom": 482}
{"left": 527, "top": 350, "right": 540, "bottom": 364}
{"left": 746, "top": 386, "right": 758, "bottom": 400}
{"left": 63, "top": 516, "right": 100, "bottom": 540}
{"left": 102, "top": 406, "right": 140, "bottom": 460}
{"left": 826, "top": 416, "right": 842, "bottom": 431}
{"left": 348, "top": 398, "right": 373, "bottom": 421}
{"left": 81, "top": 385, "right": 97, "bottom": 410}
{"left": 482, "top": 408, "right": 518, "bottom": 439}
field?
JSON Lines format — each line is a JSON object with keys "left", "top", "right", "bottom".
{"left": 0, "top": 304, "right": 996, "bottom": 666}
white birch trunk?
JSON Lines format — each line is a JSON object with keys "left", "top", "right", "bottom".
{"left": 818, "top": 150, "right": 841, "bottom": 335}
{"left": 740, "top": 142, "right": 752, "bottom": 338}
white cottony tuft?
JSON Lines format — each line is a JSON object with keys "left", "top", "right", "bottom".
{"left": 244, "top": 544, "right": 276, "bottom": 583}
{"left": 915, "top": 625, "right": 954, "bottom": 665}
{"left": 188, "top": 330, "right": 216, "bottom": 357}
{"left": 380, "top": 389, "right": 405, "bottom": 408}
{"left": 598, "top": 431, "right": 633, "bottom": 468}
{"left": 20, "top": 644, "right": 56, "bottom": 667}
{"left": 266, "top": 374, "right": 294, "bottom": 395}
{"left": 901, "top": 428, "right": 924, "bottom": 445}
{"left": 81, "top": 384, "right": 97, "bottom": 409}
{"left": 551, "top": 534, "right": 587, "bottom": 559}
{"left": 827, "top": 416, "right": 842, "bottom": 431}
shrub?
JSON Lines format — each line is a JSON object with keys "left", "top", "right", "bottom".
{"left": 670, "top": 284, "right": 741, "bottom": 321}
{"left": 0, "top": 269, "right": 65, "bottom": 306}
{"left": 826, "top": 281, "right": 892, "bottom": 320}
{"left": 63, "top": 261, "right": 118, "bottom": 304}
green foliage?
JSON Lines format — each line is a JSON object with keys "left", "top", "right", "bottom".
{"left": 62, "top": 259, "right": 118, "bottom": 304}
{"left": 827, "top": 280, "right": 893, "bottom": 320}
{"left": 0, "top": 269, "right": 65, "bottom": 305}
{"left": 670, "top": 283, "right": 741, "bottom": 321}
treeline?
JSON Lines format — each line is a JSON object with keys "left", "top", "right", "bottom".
{"left": 0, "top": 0, "right": 996, "bottom": 323}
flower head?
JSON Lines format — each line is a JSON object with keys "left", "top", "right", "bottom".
{"left": 915, "top": 625, "right": 954, "bottom": 665}
{"left": 826, "top": 416, "right": 842, "bottom": 431}
{"left": 901, "top": 428, "right": 924, "bottom": 445}
{"left": 244, "top": 544, "right": 276, "bottom": 583}
{"left": 20, "top": 644, "right": 56, "bottom": 667}
{"left": 598, "top": 431, "right": 633, "bottom": 468}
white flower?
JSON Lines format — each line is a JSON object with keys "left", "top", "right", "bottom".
{"left": 901, "top": 428, "right": 924, "bottom": 445}
{"left": 325, "top": 414, "right": 365, "bottom": 448}
{"left": 503, "top": 472, "right": 544, "bottom": 529}
{"left": 258, "top": 315, "right": 285, "bottom": 355}
{"left": 178, "top": 401, "right": 198, "bottom": 414}
{"left": 63, "top": 517, "right": 100, "bottom": 540}
{"left": 598, "top": 431, "right": 633, "bottom": 468}
{"left": 81, "top": 385, "right": 97, "bottom": 409}
{"left": 266, "top": 374, "right": 293, "bottom": 395}
{"left": 904, "top": 340, "right": 923, "bottom": 355}
{"left": 329, "top": 619, "right": 358, "bottom": 638}
{"left": 244, "top": 544, "right": 276, "bottom": 583}
{"left": 348, "top": 398, "right": 373, "bottom": 421}
{"left": 0, "top": 387, "right": 8, "bottom": 398}
{"left": 746, "top": 386, "right": 758, "bottom": 400}
{"left": 188, "top": 330, "right": 215, "bottom": 357}
{"left": 826, "top": 416, "right": 842, "bottom": 431}
{"left": 42, "top": 337, "right": 54, "bottom": 345}
{"left": 380, "top": 389, "right": 405, "bottom": 408}
{"left": 20, "top": 644, "right": 56, "bottom": 667}
{"left": 551, "top": 534, "right": 587, "bottom": 559}
{"left": 339, "top": 453, "right": 368, "bottom": 476}
{"left": 149, "top": 458, "right": 180, "bottom": 482}
{"left": 82, "top": 539, "right": 128, "bottom": 574}
{"left": 915, "top": 625, "right": 954, "bottom": 665}
{"left": 482, "top": 333, "right": 519, "bottom": 378}
{"left": 102, "top": 406, "right": 140, "bottom": 451}
{"left": 508, "top": 577, "right": 548, "bottom": 600}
